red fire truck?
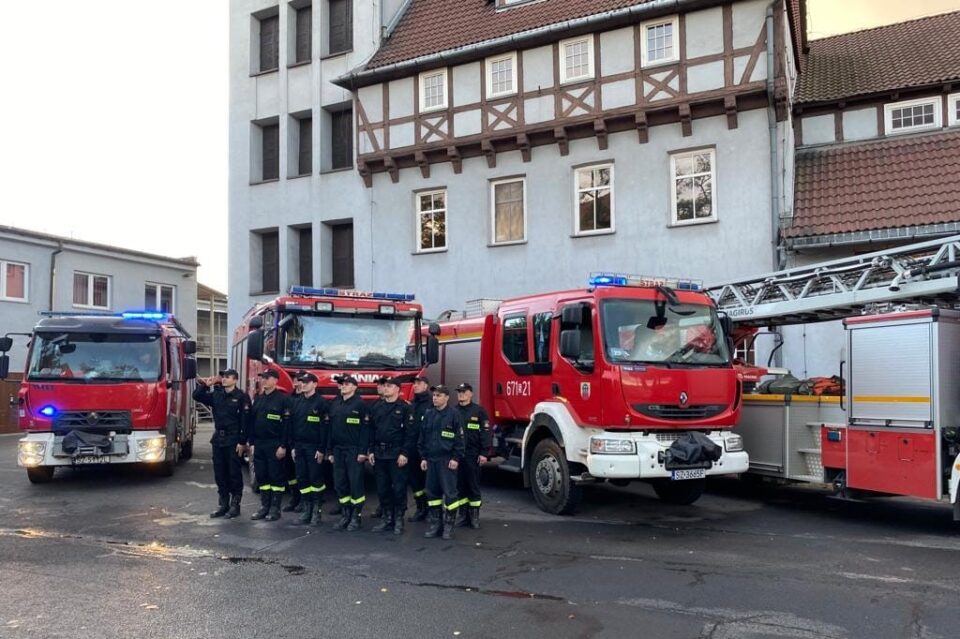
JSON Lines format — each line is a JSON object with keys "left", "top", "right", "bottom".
{"left": 231, "top": 286, "right": 438, "bottom": 399}
{"left": 0, "top": 311, "right": 198, "bottom": 483}
{"left": 431, "top": 274, "right": 749, "bottom": 515}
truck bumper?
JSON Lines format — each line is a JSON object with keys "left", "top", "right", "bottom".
{"left": 585, "top": 431, "right": 749, "bottom": 480}
{"left": 17, "top": 431, "right": 168, "bottom": 468}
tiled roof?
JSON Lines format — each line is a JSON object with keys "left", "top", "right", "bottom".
{"left": 368, "top": 0, "right": 656, "bottom": 69}
{"left": 796, "top": 10, "right": 960, "bottom": 104}
{"left": 785, "top": 129, "right": 960, "bottom": 239}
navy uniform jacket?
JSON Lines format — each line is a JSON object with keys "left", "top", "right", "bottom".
{"left": 248, "top": 389, "right": 292, "bottom": 448}
{"left": 456, "top": 402, "right": 492, "bottom": 457}
{"left": 289, "top": 392, "right": 330, "bottom": 453}
{"left": 418, "top": 405, "right": 465, "bottom": 462}
{"left": 192, "top": 383, "right": 251, "bottom": 447}
{"left": 369, "top": 398, "right": 417, "bottom": 459}
{"left": 328, "top": 394, "right": 372, "bottom": 450}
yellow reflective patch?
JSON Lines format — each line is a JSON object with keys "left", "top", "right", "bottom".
{"left": 351, "top": 496, "right": 366, "bottom": 505}
{"left": 468, "top": 500, "right": 481, "bottom": 507}
{"left": 307, "top": 416, "right": 321, "bottom": 422}
{"left": 441, "top": 430, "right": 455, "bottom": 439}
{"left": 427, "top": 499, "right": 443, "bottom": 507}
{"left": 266, "top": 413, "right": 281, "bottom": 421}
{"left": 466, "top": 424, "right": 481, "bottom": 430}
{"left": 413, "top": 490, "right": 426, "bottom": 498}
{"left": 338, "top": 496, "right": 351, "bottom": 504}
{"left": 346, "top": 417, "right": 361, "bottom": 425}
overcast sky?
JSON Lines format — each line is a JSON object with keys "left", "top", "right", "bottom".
{"left": 0, "top": 0, "right": 956, "bottom": 293}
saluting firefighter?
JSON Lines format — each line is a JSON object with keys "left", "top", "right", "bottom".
{"left": 247, "top": 369, "right": 292, "bottom": 521}
{"left": 282, "top": 371, "right": 306, "bottom": 514}
{"left": 369, "top": 377, "right": 417, "bottom": 535}
{"left": 370, "top": 376, "right": 388, "bottom": 520}
{"left": 406, "top": 375, "right": 432, "bottom": 522}
{"left": 454, "top": 383, "right": 492, "bottom": 529}
{"left": 327, "top": 374, "right": 372, "bottom": 531}
{"left": 289, "top": 372, "right": 330, "bottom": 526}
{"left": 418, "top": 385, "right": 465, "bottom": 540}
{"left": 193, "top": 369, "right": 250, "bottom": 519}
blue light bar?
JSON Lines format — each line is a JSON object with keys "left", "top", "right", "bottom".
{"left": 589, "top": 274, "right": 628, "bottom": 287}
{"left": 39, "top": 405, "right": 56, "bottom": 417}
{"left": 289, "top": 286, "right": 415, "bottom": 302}
{"left": 588, "top": 272, "right": 703, "bottom": 291}
{"left": 121, "top": 311, "right": 168, "bottom": 320}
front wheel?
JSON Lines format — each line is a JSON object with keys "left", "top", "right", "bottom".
{"left": 528, "top": 439, "right": 582, "bottom": 515}
{"left": 179, "top": 438, "right": 194, "bottom": 461}
{"left": 652, "top": 478, "right": 705, "bottom": 505}
{"left": 27, "top": 466, "right": 55, "bottom": 484}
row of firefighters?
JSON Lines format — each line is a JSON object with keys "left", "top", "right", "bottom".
{"left": 192, "top": 369, "right": 492, "bottom": 541}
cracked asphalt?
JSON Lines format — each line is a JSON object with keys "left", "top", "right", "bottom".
{"left": 1, "top": 424, "right": 958, "bottom": 639}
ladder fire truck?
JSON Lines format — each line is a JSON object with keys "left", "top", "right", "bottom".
{"left": 708, "top": 235, "right": 960, "bottom": 521}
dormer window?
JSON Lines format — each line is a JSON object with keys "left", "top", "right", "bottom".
{"left": 948, "top": 94, "right": 960, "bottom": 127}
{"left": 884, "top": 97, "right": 941, "bottom": 135}
{"left": 559, "top": 35, "right": 594, "bottom": 84}
{"left": 486, "top": 52, "right": 518, "bottom": 98}
{"left": 641, "top": 16, "right": 679, "bottom": 66}
{"left": 419, "top": 69, "right": 448, "bottom": 112}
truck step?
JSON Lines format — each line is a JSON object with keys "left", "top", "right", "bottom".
{"left": 499, "top": 453, "right": 523, "bottom": 474}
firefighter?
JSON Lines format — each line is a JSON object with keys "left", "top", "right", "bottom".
{"left": 327, "top": 374, "right": 372, "bottom": 531}
{"left": 325, "top": 375, "right": 344, "bottom": 517}
{"left": 369, "top": 377, "right": 417, "bottom": 535}
{"left": 406, "top": 375, "right": 432, "bottom": 522}
{"left": 454, "top": 383, "right": 491, "bottom": 529}
{"left": 289, "top": 372, "right": 330, "bottom": 526}
{"left": 418, "top": 385, "right": 465, "bottom": 540}
{"left": 370, "top": 376, "right": 388, "bottom": 520}
{"left": 192, "top": 369, "right": 250, "bottom": 519}
{"left": 247, "top": 369, "right": 292, "bottom": 521}
{"left": 283, "top": 371, "right": 306, "bottom": 514}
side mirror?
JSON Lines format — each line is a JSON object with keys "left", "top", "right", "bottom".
{"left": 249, "top": 316, "right": 264, "bottom": 330}
{"left": 183, "top": 340, "right": 197, "bottom": 355}
{"left": 426, "top": 335, "right": 439, "bottom": 365}
{"left": 559, "top": 329, "right": 582, "bottom": 360}
{"left": 561, "top": 305, "right": 584, "bottom": 326}
{"left": 182, "top": 358, "right": 197, "bottom": 381}
{"left": 646, "top": 315, "right": 667, "bottom": 330}
{"left": 246, "top": 329, "right": 264, "bottom": 361}
{"left": 428, "top": 322, "right": 441, "bottom": 336}
{"left": 0, "top": 337, "right": 12, "bottom": 353}
{"left": 0, "top": 354, "right": 8, "bottom": 380}
{"left": 717, "top": 313, "right": 734, "bottom": 338}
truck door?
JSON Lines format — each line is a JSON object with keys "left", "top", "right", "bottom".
{"left": 494, "top": 311, "right": 533, "bottom": 420}
{"left": 555, "top": 302, "right": 604, "bottom": 427}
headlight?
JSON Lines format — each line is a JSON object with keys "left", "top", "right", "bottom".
{"left": 18, "top": 441, "right": 46, "bottom": 467}
{"left": 725, "top": 434, "right": 744, "bottom": 452}
{"left": 137, "top": 436, "right": 167, "bottom": 462}
{"left": 590, "top": 438, "right": 637, "bottom": 455}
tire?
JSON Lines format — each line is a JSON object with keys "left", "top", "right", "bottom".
{"left": 26, "top": 466, "right": 55, "bottom": 484}
{"left": 528, "top": 438, "right": 582, "bottom": 515}
{"left": 155, "top": 443, "right": 179, "bottom": 477}
{"left": 652, "top": 478, "right": 705, "bottom": 505}
{"left": 180, "top": 438, "right": 194, "bottom": 461}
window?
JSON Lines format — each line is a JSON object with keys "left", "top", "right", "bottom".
{"left": 671, "top": 148, "right": 716, "bottom": 225}
{"left": 297, "top": 115, "right": 312, "bottom": 175}
{"left": 326, "top": 105, "right": 353, "bottom": 170}
{"left": 486, "top": 52, "right": 517, "bottom": 98}
{"left": 0, "top": 260, "right": 28, "bottom": 302}
{"left": 419, "top": 69, "right": 447, "bottom": 112}
{"left": 532, "top": 312, "right": 552, "bottom": 363}
{"left": 575, "top": 164, "right": 614, "bottom": 235}
{"left": 145, "top": 283, "right": 175, "bottom": 313}
{"left": 416, "top": 190, "right": 447, "bottom": 252}
{"left": 328, "top": 0, "right": 353, "bottom": 55}
{"left": 258, "top": 13, "right": 279, "bottom": 72}
{"left": 502, "top": 314, "right": 529, "bottom": 364}
{"left": 261, "top": 122, "right": 279, "bottom": 181}
{"left": 641, "top": 17, "right": 679, "bottom": 66}
{"left": 491, "top": 178, "right": 526, "bottom": 244}
{"left": 73, "top": 272, "right": 110, "bottom": 309}
{"left": 294, "top": 4, "right": 312, "bottom": 63}
{"left": 262, "top": 230, "right": 280, "bottom": 293}
{"left": 559, "top": 36, "right": 594, "bottom": 83}
{"left": 948, "top": 94, "right": 960, "bottom": 127}
{"left": 297, "top": 226, "right": 313, "bottom": 287}
{"left": 884, "top": 98, "right": 941, "bottom": 134}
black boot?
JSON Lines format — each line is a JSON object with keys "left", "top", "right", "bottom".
{"left": 409, "top": 495, "right": 427, "bottom": 522}
{"left": 310, "top": 500, "right": 323, "bottom": 526}
{"left": 265, "top": 492, "right": 283, "bottom": 521}
{"left": 296, "top": 496, "right": 313, "bottom": 525}
{"left": 335, "top": 504, "right": 352, "bottom": 530}
{"left": 371, "top": 504, "right": 383, "bottom": 519}
{"left": 226, "top": 494, "right": 242, "bottom": 519}
{"left": 346, "top": 506, "right": 362, "bottom": 532}
{"left": 328, "top": 502, "right": 342, "bottom": 516}
{"left": 469, "top": 507, "right": 480, "bottom": 529}
{"left": 423, "top": 507, "right": 442, "bottom": 538}
{"left": 455, "top": 508, "right": 469, "bottom": 528}
{"left": 283, "top": 490, "right": 301, "bottom": 513}
{"left": 371, "top": 507, "right": 394, "bottom": 533}
{"left": 210, "top": 494, "right": 229, "bottom": 518}
{"left": 393, "top": 511, "right": 405, "bottom": 535}
{"left": 251, "top": 491, "right": 270, "bottom": 520}
{"left": 442, "top": 509, "right": 457, "bottom": 540}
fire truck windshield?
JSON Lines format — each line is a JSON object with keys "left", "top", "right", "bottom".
{"left": 601, "top": 299, "right": 730, "bottom": 367}
{"left": 27, "top": 333, "right": 163, "bottom": 382}
{"left": 276, "top": 314, "right": 422, "bottom": 369}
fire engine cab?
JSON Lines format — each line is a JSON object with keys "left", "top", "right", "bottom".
{"left": 433, "top": 274, "right": 749, "bottom": 515}
{"left": 0, "top": 311, "right": 198, "bottom": 483}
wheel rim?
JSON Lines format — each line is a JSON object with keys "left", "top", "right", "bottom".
{"left": 534, "top": 454, "right": 562, "bottom": 497}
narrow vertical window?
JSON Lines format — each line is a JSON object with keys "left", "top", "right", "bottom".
{"left": 671, "top": 149, "right": 716, "bottom": 225}
{"left": 328, "top": 0, "right": 353, "bottom": 55}
{"left": 262, "top": 123, "right": 279, "bottom": 180}
{"left": 559, "top": 36, "right": 594, "bottom": 83}
{"left": 295, "top": 4, "right": 312, "bottom": 63}
{"left": 575, "top": 165, "right": 614, "bottom": 235}
{"left": 417, "top": 190, "right": 447, "bottom": 252}
{"left": 491, "top": 178, "right": 526, "bottom": 244}
{"left": 258, "top": 14, "right": 279, "bottom": 72}
{"left": 420, "top": 70, "right": 448, "bottom": 111}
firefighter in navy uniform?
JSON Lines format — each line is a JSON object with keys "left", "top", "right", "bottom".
{"left": 289, "top": 372, "right": 330, "bottom": 526}
{"left": 247, "top": 369, "right": 292, "bottom": 521}
{"left": 455, "top": 383, "right": 492, "bottom": 529}
{"left": 192, "top": 369, "right": 250, "bottom": 519}
{"left": 370, "top": 376, "right": 388, "bottom": 520}
{"left": 369, "top": 377, "right": 417, "bottom": 535}
{"left": 418, "top": 385, "right": 465, "bottom": 540}
{"left": 327, "top": 374, "right": 372, "bottom": 531}
{"left": 406, "top": 375, "right": 432, "bottom": 522}
{"left": 282, "top": 371, "right": 306, "bottom": 514}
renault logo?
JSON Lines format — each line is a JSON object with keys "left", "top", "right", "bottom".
{"left": 679, "top": 392, "right": 689, "bottom": 406}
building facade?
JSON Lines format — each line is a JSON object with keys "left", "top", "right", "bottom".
{"left": 196, "top": 283, "right": 229, "bottom": 378}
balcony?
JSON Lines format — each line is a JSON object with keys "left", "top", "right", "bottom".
{"left": 197, "top": 334, "right": 228, "bottom": 357}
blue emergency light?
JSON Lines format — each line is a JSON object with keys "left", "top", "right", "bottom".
{"left": 38, "top": 405, "right": 56, "bottom": 417}
{"left": 589, "top": 273, "right": 702, "bottom": 291}
{"left": 289, "top": 286, "right": 415, "bottom": 302}
{"left": 121, "top": 311, "right": 168, "bottom": 320}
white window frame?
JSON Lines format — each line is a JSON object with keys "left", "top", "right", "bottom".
{"left": 486, "top": 51, "right": 518, "bottom": 98}
{"left": 415, "top": 189, "right": 448, "bottom": 254}
{"left": 670, "top": 147, "right": 718, "bottom": 226}
{"left": 145, "top": 282, "right": 176, "bottom": 314}
{"left": 640, "top": 16, "right": 680, "bottom": 67}
{"left": 490, "top": 177, "right": 527, "bottom": 245}
{"left": 0, "top": 260, "right": 29, "bottom": 302}
{"left": 948, "top": 93, "right": 960, "bottom": 127}
{"left": 884, "top": 97, "right": 941, "bottom": 135}
{"left": 419, "top": 69, "right": 448, "bottom": 113}
{"left": 559, "top": 35, "right": 595, "bottom": 84}
{"left": 573, "top": 164, "right": 616, "bottom": 236}
{"left": 73, "top": 271, "right": 112, "bottom": 310}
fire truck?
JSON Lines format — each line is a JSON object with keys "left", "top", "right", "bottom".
{"left": 708, "top": 236, "right": 960, "bottom": 521}
{"left": 431, "top": 275, "right": 750, "bottom": 515}
{"left": 0, "top": 311, "right": 198, "bottom": 483}
{"left": 232, "top": 286, "right": 438, "bottom": 399}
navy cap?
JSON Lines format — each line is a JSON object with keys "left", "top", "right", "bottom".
{"left": 382, "top": 377, "right": 402, "bottom": 387}
{"left": 336, "top": 374, "right": 359, "bottom": 385}
{"left": 376, "top": 376, "right": 390, "bottom": 384}
{"left": 413, "top": 375, "right": 430, "bottom": 384}
{"left": 456, "top": 382, "right": 473, "bottom": 392}
{"left": 258, "top": 369, "right": 280, "bottom": 379}
{"left": 430, "top": 385, "right": 450, "bottom": 395}
{"left": 219, "top": 368, "right": 239, "bottom": 378}
{"left": 298, "top": 372, "right": 318, "bottom": 383}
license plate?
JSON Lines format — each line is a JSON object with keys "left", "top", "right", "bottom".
{"left": 671, "top": 468, "right": 705, "bottom": 481}
{"left": 72, "top": 455, "right": 110, "bottom": 465}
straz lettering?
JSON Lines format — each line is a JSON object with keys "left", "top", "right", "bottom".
{"left": 266, "top": 413, "right": 281, "bottom": 421}
{"left": 467, "top": 424, "right": 481, "bottom": 430}
{"left": 440, "top": 430, "right": 455, "bottom": 439}
{"left": 505, "top": 380, "right": 532, "bottom": 397}
{"left": 346, "top": 417, "right": 361, "bottom": 425}
{"left": 307, "top": 416, "right": 321, "bottom": 422}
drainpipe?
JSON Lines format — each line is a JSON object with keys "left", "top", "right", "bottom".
{"left": 766, "top": 2, "right": 784, "bottom": 368}
{"left": 48, "top": 241, "right": 64, "bottom": 311}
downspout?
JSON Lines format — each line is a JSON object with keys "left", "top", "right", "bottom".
{"left": 766, "top": 3, "right": 784, "bottom": 368}
{"left": 48, "top": 241, "right": 64, "bottom": 311}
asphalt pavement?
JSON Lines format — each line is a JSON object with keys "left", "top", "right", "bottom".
{"left": 1, "top": 424, "right": 958, "bottom": 639}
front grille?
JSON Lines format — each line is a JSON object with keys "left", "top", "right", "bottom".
{"left": 53, "top": 410, "right": 132, "bottom": 432}
{"left": 633, "top": 404, "right": 726, "bottom": 420}
{"left": 318, "top": 387, "right": 381, "bottom": 397}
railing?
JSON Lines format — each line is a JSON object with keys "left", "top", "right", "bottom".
{"left": 196, "top": 334, "right": 228, "bottom": 355}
